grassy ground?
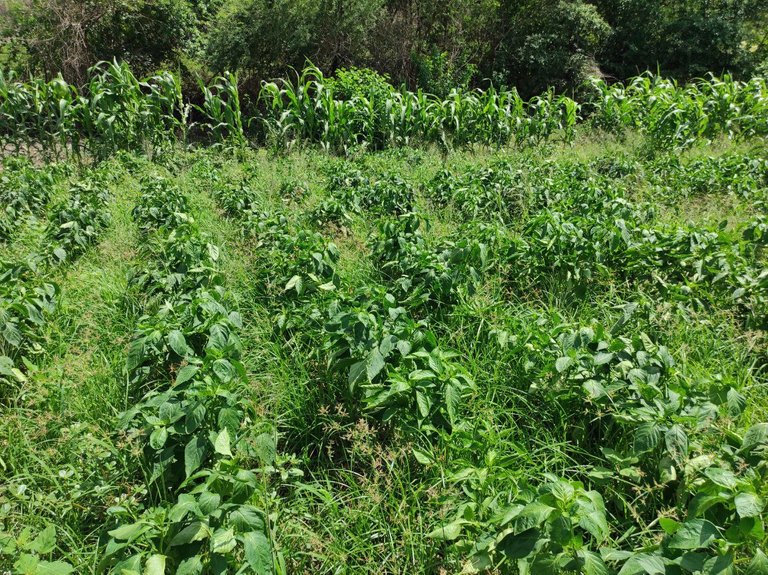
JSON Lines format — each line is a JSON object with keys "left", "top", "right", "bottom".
{"left": 1, "top": 134, "right": 767, "bottom": 573}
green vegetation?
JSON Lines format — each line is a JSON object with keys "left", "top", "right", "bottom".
{"left": 1, "top": 62, "right": 767, "bottom": 574}
{"left": 2, "top": 0, "right": 767, "bottom": 100}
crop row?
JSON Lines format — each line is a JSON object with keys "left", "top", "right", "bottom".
{"left": 101, "top": 177, "right": 280, "bottom": 574}
{"left": 368, "top": 161, "right": 767, "bottom": 572}
{"left": 208, "top": 170, "right": 480, "bottom": 440}
{"left": 2, "top": 63, "right": 766, "bottom": 158}
{"left": 588, "top": 74, "right": 768, "bottom": 146}
{"left": 0, "top": 62, "right": 182, "bottom": 160}
{"left": 0, "top": 167, "right": 111, "bottom": 402}
{"left": 209, "top": 157, "right": 768, "bottom": 572}
{"left": 423, "top": 157, "right": 768, "bottom": 325}
{"left": 0, "top": 158, "right": 62, "bottom": 242}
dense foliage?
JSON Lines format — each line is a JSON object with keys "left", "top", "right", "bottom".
{"left": 1, "top": 0, "right": 767, "bottom": 98}
{"left": 1, "top": 62, "right": 767, "bottom": 158}
{"left": 0, "top": 63, "right": 767, "bottom": 574}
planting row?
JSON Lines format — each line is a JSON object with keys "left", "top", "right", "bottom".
{"left": 0, "top": 168, "right": 111, "bottom": 401}
{"left": 313, "top": 154, "right": 768, "bottom": 327}
{"left": 101, "top": 177, "right": 280, "bottom": 574}
{"left": 2, "top": 62, "right": 766, "bottom": 158}
{"left": 206, "top": 156, "right": 768, "bottom": 572}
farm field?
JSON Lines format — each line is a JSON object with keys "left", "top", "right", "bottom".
{"left": 1, "top": 66, "right": 768, "bottom": 575}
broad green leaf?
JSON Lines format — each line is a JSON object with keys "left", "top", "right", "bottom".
{"left": 415, "top": 390, "right": 431, "bottom": 418}
{"left": 14, "top": 553, "right": 39, "bottom": 574}
{"left": 126, "top": 338, "right": 145, "bottom": 371}
{"left": 212, "top": 358, "right": 236, "bottom": 383}
{"left": 254, "top": 432, "right": 276, "bottom": 465}
{"left": 665, "top": 425, "right": 688, "bottom": 463}
{"left": 680, "top": 552, "right": 706, "bottom": 572}
{"left": 426, "top": 520, "right": 465, "bottom": 541}
{"left": 746, "top": 549, "right": 768, "bottom": 575}
{"left": 348, "top": 360, "right": 366, "bottom": 387}
{"left": 555, "top": 356, "right": 572, "bottom": 373}
{"left": 184, "top": 403, "right": 206, "bottom": 434}
{"left": 176, "top": 365, "right": 199, "bottom": 385}
{"left": 734, "top": 492, "right": 763, "bottom": 518}
{"left": 171, "top": 522, "right": 210, "bottom": 546}
{"left": 445, "top": 382, "right": 460, "bottom": 426}
{"left": 726, "top": 388, "right": 746, "bottom": 418}
{"left": 658, "top": 455, "right": 677, "bottom": 484}
{"left": 0, "top": 355, "right": 25, "bottom": 382}
{"left": 211, "top": 528, "right": 237, "bottom": 554}
{"left": 213, "top": 428, "right": 232, "bottom": 457}
{"left": 184, "top": 435, "right": 207, "bottom": 478}
{"left": 668, "top": 519, "right": 720, "bottom": 550}
{"left": 702, "top": 552, "right": 734, "bottom": 575}
{"left": 659, "top": 518, "right": 680, "bottom": 535}
{"left": 579, "top": 510, "right": 609, "bottom": 544}
{"left": 462, "top": 552, "right": 492, "bottom": 574}
{"left": 412, "top": 446, "right": 433, "bottom": 465}
{"left": 111, "top": 555, "right": 141, "bottom": 575}
{"left": 704, "top": 467, "right": 738, "bottom": 489}
{"left": 284, "top": 274, "right": 302, "bottom": 294}
{"left": 512, "top": 501, "right": 555, "bottom": 534}
{"left": 593, "top": 352, "right": 614, "bottom": 365}
{"left": 144, "top": 554, "right": 166, "bottom": 575}
{"left": 198, "top": 491, "right": 221, "bottom": 515}
{"left": 243, "top": 531, "right": 272, "bottom": 573}
{"left": 168, "top": 330, "right": 189, "bottom": 357}
{"left": 497, "top": 528, "right": 540, "bottom": 560}
{"left": 366, "top": 347, "right": 386, "bottom": 382}
{"left": 29, "top": 524, "right": 56, "bottom": 554}
{"left": 108, "top": 522, "right": 146, "bottom": 541}
{"left": 741, "top": 423, "right": 768, "bottom": 453}
{"left": 617, "top": 553, "right": 665, "bottom": 575}
{"left": 584, "top": 379, "right": 607, "bottom": 399}
{"left": 176, "top": 556, "right": 203, "bottom": 575}
{"left": 149, "top": 427, "right": 168, "bottom": 450}
{"left": 169, "top": 495, "right": 198, "bottom": 522}
{"left": 409, "top": 369, "right": 435, "bottom": 381}
{"left": 229, "top": 506, "right": 266, "bottom": 532}
{"left": 634, "top": 422, "right": 661, "bottom": 454}
{"left": 578, "top": 550, "right": 608, "bottom": 575}
{"left": 36, "top": 561, "right": 75, "bottom": 575}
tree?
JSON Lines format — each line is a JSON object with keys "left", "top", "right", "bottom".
{"left": 594, "top": 0, "right": 768, "bottom": 79}
{"left": 6, "top": 0, "right": 197, "bottom": 84}
{"left": 495, "top": 0, "right": 611, "bottom": 96}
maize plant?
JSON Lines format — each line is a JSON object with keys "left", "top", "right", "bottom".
{"left": 588, "top": 72, "right": 768, "bottom": 148}
{"left": 0, "top": 61, "right": 765, "bottom": 156}
{"left": 197, "top": 72, "right": 246, "bottom": 147}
